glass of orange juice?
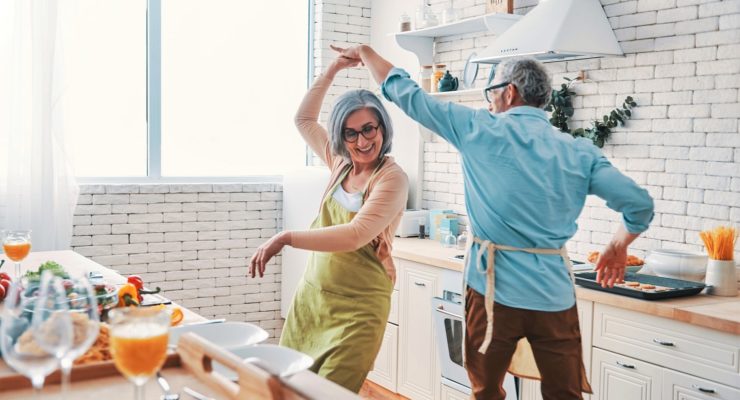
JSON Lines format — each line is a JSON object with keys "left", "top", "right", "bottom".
{"left": 2, "top": 230, "right": 31, "bottom": 279}
{"left": 109, "top": 307, "right": 170, "bottom": 400}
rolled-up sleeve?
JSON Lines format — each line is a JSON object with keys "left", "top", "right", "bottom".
{"left": 588, "top": 153, "right": 654, "bottom": 233}
{"left": 381, "top": 67, "right": 478, "bottom": 150}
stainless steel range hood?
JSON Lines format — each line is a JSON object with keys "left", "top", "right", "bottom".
{"left": 472, "top": 0, "right": 623, "bottom": 64}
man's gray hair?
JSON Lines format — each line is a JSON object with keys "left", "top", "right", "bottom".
{"left": 495, "top": 57, "right": 552, "bottom": 109}
{"left": 328, "top": 89, "right": 394, "bottom": 161}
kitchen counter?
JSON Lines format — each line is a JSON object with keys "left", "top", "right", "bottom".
{"left": 392, "top": 237, "right": 740, "bottom": 335}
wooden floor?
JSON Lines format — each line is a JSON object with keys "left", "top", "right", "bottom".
{"left": 359, "top": 380, "right": 409, "bottom": 400}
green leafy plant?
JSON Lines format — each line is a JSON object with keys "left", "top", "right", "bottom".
{"left": 545, "top": 77, "right": 637, "bottom": 148}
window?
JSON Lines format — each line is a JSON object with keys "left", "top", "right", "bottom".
{"left": 62, "top": 0, "right": 310, "bottom": 179}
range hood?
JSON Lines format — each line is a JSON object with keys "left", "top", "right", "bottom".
{"left": 472, "top": 0, "right": 623, "bottom": 64}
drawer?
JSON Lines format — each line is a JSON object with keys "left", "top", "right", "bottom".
{"left": 593, "top": 303, "right": 740, "bottom": 388}
{"left": 591, "top": 348, "right": 662, "bottom": 400}
{"left": 663, "top": 369, "right": 740, "bottom": 400}
{"left": 388, "top": 289, "right": 399, "bottom": 325}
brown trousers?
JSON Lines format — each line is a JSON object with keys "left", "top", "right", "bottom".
{"left": 465, "top": 287, "right": 587, "bottom": 400}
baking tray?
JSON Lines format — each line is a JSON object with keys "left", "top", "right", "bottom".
{"left": 575, "top": 271, "right": 706, "bottom": 300}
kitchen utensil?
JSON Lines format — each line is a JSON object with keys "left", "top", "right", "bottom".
{"left": 156, "top": 371, "right": 181, "bottom": 400}
{"left": 438, "top": 71, "right": 459, "bottom": 92}
{"left": 183, "top": 386, "right": 213, "bottom": 400}
{"left": 168, "top": 321, "right": 267, "bottom": 349}
{"left": 212, "top": 344, "right": 314, "bottom": 382}
{"left": 645, "top": 249, "right": 708, "bottom": 282}
{"left": 575, "top": 271, "right": 706, "bottom": 300}
{"left": 462, "top": 52, "right": 479, "bottom": 89}
{"left": 705, "top": 259, "right": 738, "bottom": 296}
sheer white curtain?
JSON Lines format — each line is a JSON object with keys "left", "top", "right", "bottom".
{"left": 0, "top": 0, "right": 79, "bottom": 251}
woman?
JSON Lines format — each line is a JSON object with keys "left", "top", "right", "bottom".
{"left": 248, "top": 54, "right": 408, "bottom": 393}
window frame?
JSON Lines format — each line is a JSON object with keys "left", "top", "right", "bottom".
{"left": 76, "top": 0, "right": 313, "bottom": 184}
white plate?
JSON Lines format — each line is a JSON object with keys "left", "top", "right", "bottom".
{"left": 214, "top": 344, "right": 314, "bottom": 381}
{"left": 168, "top": 321, "right": 268, "bottom": 349}
{"left": 462, "top": 52, "right": 479, "bottom": 89}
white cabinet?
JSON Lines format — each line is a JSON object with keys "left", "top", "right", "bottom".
{"left": 520, "top": 299, "right": 594, "bottom": 400}
{"left": 590, "top": 303, "right": 740, "bottom": 400}
{"left": 440, "top": 384, "right": 469, "bottom": 400}
{"left": 368, "top": 323, "right": 399, "bottom": 392}
{"left": 663, "top": 369, "right": 740, "bottom": 400}
{"left": 398, "top": 260, "right": 442, "bottom": 400}
{"left": 592, "top": 348, "right": 663, "bottom": 400}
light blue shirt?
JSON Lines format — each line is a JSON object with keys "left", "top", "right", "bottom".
{"left": 382, "top": 67, "right": 654, "bottom": 311}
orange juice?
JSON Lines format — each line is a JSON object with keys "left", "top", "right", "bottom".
{"left": 110, "top": 327, "right": 168, "bottom": 379}
{"left": 3, "top": 242, "right": 30, "bottom": 261}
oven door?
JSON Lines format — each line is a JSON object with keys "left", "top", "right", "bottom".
{"left": 432, "top": 296, "right": 471, "bottom": 388}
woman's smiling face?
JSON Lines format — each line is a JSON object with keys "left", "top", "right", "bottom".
{"left": 343, "top": 108, "right": 383, "bottom": 166}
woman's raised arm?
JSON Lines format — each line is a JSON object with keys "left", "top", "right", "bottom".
{"left": 294, "top": 57, "right": 360, "bottom": 167}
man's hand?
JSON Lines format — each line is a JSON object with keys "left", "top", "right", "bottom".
{"left": 249, "top": 231, "right": 290, "bottom": 278}
{"left": 330, "top": 44, "right": 364, "bottom": 63}
{"left": 594, "top": 241, "right": 628, "bottom": 288}
{"left": 327, "top": 53, "right": 362, "bottom": 76}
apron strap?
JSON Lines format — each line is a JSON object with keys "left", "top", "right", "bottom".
{"left": 469, "top": 236, "right": 571, "bottom": 354}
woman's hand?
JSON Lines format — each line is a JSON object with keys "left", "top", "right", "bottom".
{"left": 326, "top": 51, "right": 362, "bottom": 76}
{"left": 249, "top": 231, "right": 291, "bottom": 278}
{"left": 594, "top": 241, "right": 628, "bottom": 288}
{"left": 330, "top": 44, "right": 364, "bottom": 62}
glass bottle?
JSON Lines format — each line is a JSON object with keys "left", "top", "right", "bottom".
{"left": 456, "top": 228, "right": 468, "bottom": 251}
{"left": 420, "top": 65, "right": 433, "bottom": 92}
{"left": 400, "top": 12, "right": 412, "bottom": 32}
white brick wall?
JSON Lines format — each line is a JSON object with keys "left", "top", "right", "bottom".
{"left": 411, "top": 0, "right": 740, "bottom": 260}
{"left": 73, "top": 183, "right": 284, "bottom": 341}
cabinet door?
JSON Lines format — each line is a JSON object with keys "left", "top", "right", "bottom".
{"left": 440, "top": 384, "right": 470, "bottom": 400}
{"left": 398, "top": 260, "right": 441, "bottom": 400}
{"left": 368, "top": 323, "right": 399, "bottom": 393}
{"left": 663, "top": 368, "right": 740, "bottom": 400}
{"left": 591, "top": 348, "right": 662, "bottom": 400}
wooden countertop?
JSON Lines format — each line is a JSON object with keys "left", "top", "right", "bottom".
{"left": 392, "top": 237, "right": 740, "bottom": 335}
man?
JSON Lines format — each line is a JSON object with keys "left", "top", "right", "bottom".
{"left": 333, "top": 44, "right": 654, "bottom": 400}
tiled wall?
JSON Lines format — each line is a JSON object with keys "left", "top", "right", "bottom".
{"left": 72, "top": 183, "right": 284, "bottom": 341}
{"left": 418, "top": 0, "right": 740, "bottom": 261}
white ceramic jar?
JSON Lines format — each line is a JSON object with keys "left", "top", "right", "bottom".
{"left": 645, "top": 249, "right": 708, "bottom": 282}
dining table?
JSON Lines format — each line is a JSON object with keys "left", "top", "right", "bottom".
{"left": 0, "top": 250, "right": 360, "bottom": 399}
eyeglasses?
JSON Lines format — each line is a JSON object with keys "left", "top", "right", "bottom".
{"left": 483, "top": 81, "right": 511, "bottom": 103}
{"left": 343, "top": 124, "right": 380, "bottom": 143}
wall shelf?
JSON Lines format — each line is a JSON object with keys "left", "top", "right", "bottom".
{"left": 393, "top": 13, "right": 521, "bottom": 66}
{"left": 429, "top": 88, "right": 482, "bottom": 98}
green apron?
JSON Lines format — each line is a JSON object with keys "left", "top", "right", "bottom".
{"left": 280, "top": 165, "right": 393, "bottom": 393}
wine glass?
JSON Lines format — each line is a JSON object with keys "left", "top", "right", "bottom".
{"left": 0, "top": 277, "right": 69, "bottom": 394}
{"left": 109, "top": 307, "right": 170, "bottom": 400}
{"left": 2, "top": 230, "right": 32, "bottom": 279}
{"left": 32, "top": 273, "right": 99, "bottom": 398}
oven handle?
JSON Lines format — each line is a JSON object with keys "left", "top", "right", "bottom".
{"left": 436, "top": 305, "right": 463, "bottom": 320}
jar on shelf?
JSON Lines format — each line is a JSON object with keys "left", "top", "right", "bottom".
{"left": 400, "top": 12, "right": 412, "bottom": 32}
{"left": 420, "top": 65, "right": 433, "bottom": 92}
{"left": 432, "top": 64, "right": 446, "bottom": 93}
{"left": 456, "top": 228, "right": 468, "bottom": 251}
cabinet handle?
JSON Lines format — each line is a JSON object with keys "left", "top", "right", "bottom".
{"left": 691, "top": 384, "right": 716, "bottom": 394}
{"left": 436, "top": 305, "right": 463, "bottom": 319}
{"left": 615, "top": 361, "right": 635, "bottom": 369}
{"left": 653, "top": 338, "right": 675, "bottom": 346}
{"left": 414, "top": 282, "right": 426, "bottom": 287}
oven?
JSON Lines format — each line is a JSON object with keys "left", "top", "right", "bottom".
{"left": 433, "top": 269, "right": 518, "bottom": 399}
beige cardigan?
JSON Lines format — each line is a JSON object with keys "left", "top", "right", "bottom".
{"left": 290, "top": 73, "right": 408, "bottom": 282}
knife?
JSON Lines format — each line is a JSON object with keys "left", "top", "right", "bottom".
{"left": 183, "top": 386, "right": 214, "bottom": 400}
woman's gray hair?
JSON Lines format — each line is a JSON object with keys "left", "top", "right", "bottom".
{"left": 328, "top": 89, "right": 393, "bottom": 161}
{"left": 495, "top": 57, "right": 552, "bottom": 109}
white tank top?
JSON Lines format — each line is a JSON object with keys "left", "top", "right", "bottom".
{"left": 332, "top": 183, "right": 363, "bottom": 212}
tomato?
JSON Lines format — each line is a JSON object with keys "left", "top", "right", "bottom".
{"left": 0, "top": 279, "right": 10, "bottom": 292}
{"left": 127, "top": 275, "right": 144, "bottom": 291}
{"left": 0, "top": 272, "right": 10, "bottom": 281}
{"left": 0, "top": 285, "right": 5, "bottom": 301}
